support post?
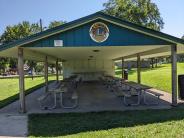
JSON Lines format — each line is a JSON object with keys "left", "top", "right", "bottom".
{"left": 18, "top": 48, "right": 26, "bottom": 113}
{"left": 122, "top": 57, "right": 124, "bottom": 79}
{"left": 45, "top": 56, "right": 48, "bottom": 92}
{"left": 155, "top": 58, "right": 158, "bottom": 68}
{"left": 171, "top": 45, "right": 177, "bottom": 106}
{"left": 56, "top": 59, "right": 59, "bottom": 82}
{"left": 137, "top": 54, "right": 141, "bottom": 84}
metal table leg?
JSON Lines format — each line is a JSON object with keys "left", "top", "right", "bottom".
{"left": 143, "top": 91, "right": 160, "bottom": 105}
{"left": 123, "top": 89, "right": 141, "bottom": 106}
{"left": 47, "top": 92, "right": 57, "bottom": 110}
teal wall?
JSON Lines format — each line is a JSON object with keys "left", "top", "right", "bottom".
{"left": 25, "top": 19, "right": 172, "bottom": 47}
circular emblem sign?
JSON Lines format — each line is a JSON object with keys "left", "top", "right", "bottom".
{"left": 89, "top": 22, "right": 109, "bottom": 43}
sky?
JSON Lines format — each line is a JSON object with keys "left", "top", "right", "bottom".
{"left": 0, "top": 0, "right": 184, "bottom": 38}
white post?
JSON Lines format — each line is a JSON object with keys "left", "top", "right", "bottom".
{"left": 45, "top": 56, "right": 48, "bottom": 92}
{"left": 137, "top": 54, "right": 141, "bottom": 84}
{"left": 18, "top": 48, "right": 26, "bottom": 113}
{"left": 122, "top": 57, "right": 124, "bottom": 79}
{"left": 171, "top": 45, "right": 177, "bottom": 106}
{"left": 56, "top": 59, "right": 59, "bottom": 82}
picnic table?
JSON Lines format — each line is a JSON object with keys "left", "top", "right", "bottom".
{"left": 124, "top": 81, "right": 151, "bottom": 91}
{"left": 49, "top": 86, "right": 68, "bottom": 109}
{"left": 114, "top": 80, "right": 163, "bottom": 106}
{"left": 99, "top": 75, "right": 163, "bottom": 106}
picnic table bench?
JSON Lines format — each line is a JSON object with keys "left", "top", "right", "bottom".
{"left": 112, "top": 80, "right": 164, "bottom": 106}
{"left": 143, "top": 89, "right": 164, "bottom": 105}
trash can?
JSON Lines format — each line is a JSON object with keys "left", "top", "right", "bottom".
{"left": 178, "top": 75, "right": 184, "bottom": 99}
{"left": 124, "top": 70, "right": 128, "bottom": 80}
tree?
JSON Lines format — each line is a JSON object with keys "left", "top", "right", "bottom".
{"left": 0, "top": 21, "right": 41, "bottom": 74}
{"left": 49, "top": 64, "right": 56, "bottom": 74}
{"left": 103, "top": 0, "right": 164, "bottom": 31}
{"left": 0, "top": 20, "right": 66, "bottom": 44}
{"left": 182, "top": 35, "right": 184, "bottom": 40}
{"left": 35, "top": 63, "right": 44, "bottom": 73}
{"left": 0, "top": 20, "right": 66, "bottom": 75}
{"left": 57, "top": 62, "right": 63, "bottom": 75}
{"left": 26, "top": 60, "right": 37, "bottom": 80}
{"left": 0, "top": 58, "right": 8, "bottom": 74}
{"left": 0, "top": 21, "right": 41, "bottom": 44}
{"left": 9, "top": 58, "right": 17, "bottom": 69}
{"left": 48, "top": 20, "right": 66, "bottom": 29}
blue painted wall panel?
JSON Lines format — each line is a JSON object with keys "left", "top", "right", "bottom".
{"left": 25, "top": 19, "right": 172, "bottom": 47}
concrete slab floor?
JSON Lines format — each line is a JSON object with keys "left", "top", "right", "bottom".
{"left": 0, "top": 81, "right": 175, "bottom": 114}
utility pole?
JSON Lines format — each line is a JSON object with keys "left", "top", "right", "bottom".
{"left": 39, "top": 19, "right": 43, "bottom": 32}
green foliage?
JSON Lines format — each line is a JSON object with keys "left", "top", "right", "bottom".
{"left": 26, "top": 60, "right": 37, "bottom": 71}
{"left": 0, "top": 21, "right": 41, "bottom": 44}
{"left": 0, "top": 21, "right": 41, "bottom": 72}
{"left": 0, "top": 20, "right": 66, "bottom": 44}
{"left": 31, "top": 23, "right": 42, "bottom": 34}
{"left": 0, "top": 20, "right": 65, "bottom": 73}
{"left": 26, "top": 60, "right": 37, "bottom": 79}
{"left": 29, "top": 108, "right": 184, "bottom": 138}
{"left": 103, "top": 0, "right": 164, "bottom": 31}
{"left": 9, "top": 58, "right": 17, "bottom": 69}
{"left": 48, "top": 20, "right": 66, "bottom": 29}
{"left": 35, "top": 63, "right": 44, "bottom": 73}
{"left": 49, "top": 64, "right": 56, "bottom": 73}
{"left": 0, "top": 58, "right": 9, "bottom": 73}
{"left": 58, "top": 63, "right": 63, "bottom": 73}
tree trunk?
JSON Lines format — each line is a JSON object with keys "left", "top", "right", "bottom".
{"left": 151, "top": 58, "right": 154, "bottom": 68}
{"left": 155, "top": 59, "right": 158, "bottom": 68}
{"left": 31, "top": 68, "right": 34, "bottom": 80}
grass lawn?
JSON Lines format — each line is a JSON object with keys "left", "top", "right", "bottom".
{"left": 29, "top": 106, "right": 184, "bottom": 138}
{"left": 0, "top": 75, "right": 59, "bottom": 108}
{"left": 115, "top": 63, "right": 184, "bottom": 93}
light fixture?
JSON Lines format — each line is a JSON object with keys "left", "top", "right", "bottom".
{"left": 93, "top": 50, "right": 100, "bottom": 52}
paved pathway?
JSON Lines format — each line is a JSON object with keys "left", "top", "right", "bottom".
{"left": 0, "top": 82, "right": 57, "bottom": 137}
{"left": 0, "top": 114, "right": 27, "bottom": 138}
